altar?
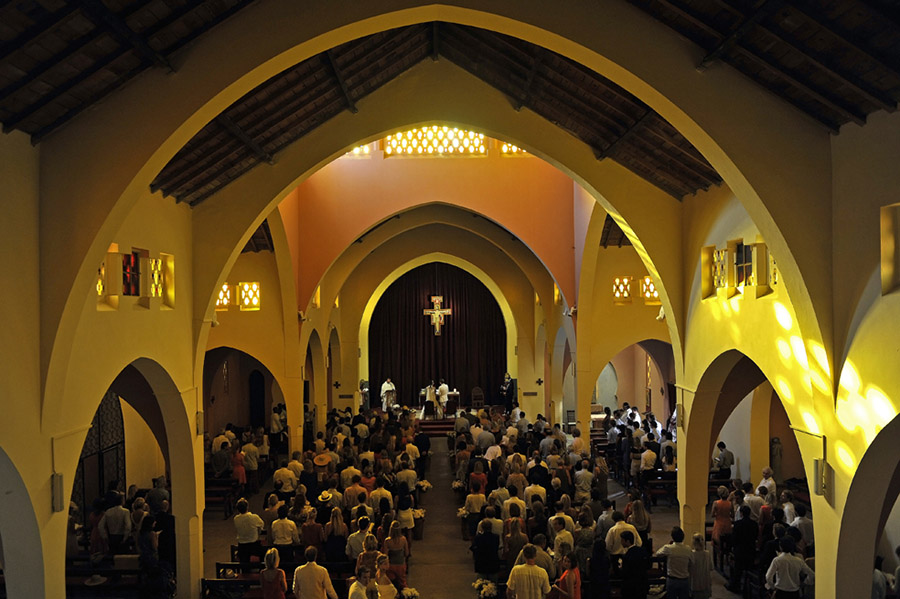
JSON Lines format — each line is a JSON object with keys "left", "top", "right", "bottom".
{"left": 418, "top": 389, "right": 461, "bottom": 407}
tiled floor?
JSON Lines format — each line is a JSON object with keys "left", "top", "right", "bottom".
{"left": 201, "top": 449, "right": 743, "bottom": 597}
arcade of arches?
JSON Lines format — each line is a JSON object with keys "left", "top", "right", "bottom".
{"left": 2, "top": 3, "right": 900, "bottom": 598}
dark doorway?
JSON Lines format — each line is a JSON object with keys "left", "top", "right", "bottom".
{"left": 249, "top": 370, "right": 266, "bottom": 428}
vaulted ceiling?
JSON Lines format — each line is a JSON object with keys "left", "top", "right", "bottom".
{"left": 1, "top": 1, "right": 897, "bottom": 207}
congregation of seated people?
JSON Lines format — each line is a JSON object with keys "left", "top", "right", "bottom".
{"left": 213, "top": 405, "right": 431, "bottom": 599}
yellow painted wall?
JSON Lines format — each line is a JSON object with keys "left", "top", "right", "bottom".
{"left": 121, "top": 400, "right": 167, "bottom": 490}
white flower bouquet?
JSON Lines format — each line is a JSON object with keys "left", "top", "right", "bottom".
{"left": 417, "top": 480, "right": 433, "bottom": 492}
{"left": 399, "top": 588, "right": 420, "bottom": 599}
{"left": 457, "top": 507, "right": 469, "bottom": 519}
{"left": 411, "top": 508, "right": 426, "bottom": 520}
{"left": 473, "top": 578, "right": 498, "bottom": 598}
{"left": 452, "top": 480, "right": 465, "bottom": 491}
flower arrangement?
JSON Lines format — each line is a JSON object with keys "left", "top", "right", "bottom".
{"left": 473, "top": 578, "right": 498, "bottom": 598}
{"left": 417, "top": 480, "right": 433, "bottom": 492}
{"left": 411, "top": 508, "right": 426, "bottom": 520}
{"left": 399, "top": 588, "right": 420, "bottom": 599}
{"left": 457, "top": 507, "right": 469, "bottom": 519}
{"left": 451, "top": 480, "right": 465, "bottom": 491}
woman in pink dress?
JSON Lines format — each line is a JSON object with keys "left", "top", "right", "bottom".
{"left": 231, "top": 445, "right": 247, "bottom": 496}
{"left": 554, "top": 553, "right": 582, "bottom": 599}
{"left": 260, "top": 548, "right": 287, "bottom": 599}
{"left": 710, "top": 486, "right": 734, "bottom": 570}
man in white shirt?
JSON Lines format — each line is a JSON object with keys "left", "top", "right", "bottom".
{"left": 742, "top": 482, "right": 764, "bottom": 521}
{"left": 506, "top": 544, "right": 550, "bottom": 599}
{"left": 655, "top": 527, "right": 692, "bottom": 599}
{"left": 99, "top": 493, "right": 132, "bottom": 554}
{"left": 790, "top": 505, "right": 814, "bottom": 549}
{"left": 345, "top": 516, "right": 371, "bottom": 561}
{"left": 524, "top": 481, "right": 547, "bottom": 507}
{"left": 551, "top": 517, "right": 574, "bottom": 556}
{"left": 233, "top": 498, "right": 264, "bottom": 563}
{"left": 483, "top": 506, "right": 504, "bottom": 537}
{"left": 273, "top": 461, "right": 298, "bottom": 499}
{"left": 242, "top": 436, "right": 260, "bottom": 494}
{"left": 765, "top": 537, "right": 814, "bottom": 596}
{"left": 758, "top": 467, "right": 777, "bottom": 496}
{"left": 294, "top": 546, "right": 338, "bottom": 599}
{"left": 605, "top": 512, "right": 642, "bottom": 555}
{"left": 348, "top": 565, "right": 371, "bottom": 599}
{"left": 780, "top": 490, "right": 797, "bottom": 523}
{"left": 437, "top": 379, "right": 450, "bottom": 409}
{"left": 288, "top": 451, "right": 304, "bottom": 480}
{"left": 502, "top": 486, "right": 527, "bottom": 521}
{"left": 516, "top": 412, "right": 530, "bottom": 435}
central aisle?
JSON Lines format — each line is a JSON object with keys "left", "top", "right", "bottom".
{"left": 407, "top": 447, "right": 479, "bottom": 597}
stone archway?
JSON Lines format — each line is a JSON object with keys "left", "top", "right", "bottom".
{"left": 0, "top": 448, "right": 44, "bottom": 597}
{"left": 836, "top": 411, "right": 900, "bottom": 597}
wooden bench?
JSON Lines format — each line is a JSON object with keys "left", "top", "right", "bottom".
{"left": 206, "top": 477, "right": 239, "bottom": 518}
{"left": 645, "top": 477, "right": 678, "bottom": 507}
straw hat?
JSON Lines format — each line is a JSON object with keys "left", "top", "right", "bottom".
{"left": 84, "top": 574, "right": 108, "bottom": 586}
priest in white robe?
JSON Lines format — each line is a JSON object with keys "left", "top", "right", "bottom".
{"left": 381, "top": 378, "right": 396, "bottom": 411}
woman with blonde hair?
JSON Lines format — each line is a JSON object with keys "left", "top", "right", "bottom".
{"left": 689, "top": 533, "right": 712, "bottom": 599}
{"left": 382, "top": 520, "right": 410, "bottom": 586}
{"left": 260, "top": 547, "right": 287, "bottom": 599}
{"left": 375, "top": 553, "right": 399, "bottom": 599}
{"left": 323, "top": 506, "right": 348, "bottom": 562}
{"left": 356, "top": 533, "right": 383, "bottom": 581}
{"left": 627, "top": 499, "right": 651, "bottom": 546}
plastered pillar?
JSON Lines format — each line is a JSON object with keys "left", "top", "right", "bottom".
{"left": 677, "top": 387, "right": 708, "bottom": 539}
{"left": 749, "top": 382, "right": 774, "bottom": 482}
{"left": 282, "top": 375, "right": 304, "bottom": 454}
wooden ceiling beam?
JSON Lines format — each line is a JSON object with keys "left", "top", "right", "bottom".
{"left": 786, "top": 4, "right": 900, "bottom": 81}
{"left": 698, "top": 0, "right": 784, "bottom": 70}
{"left": 20, "top": 2, "right": 211, "bottom": 141}
{"left": 0, "top": 3, "right": 80, "bottom": 62}
{"left": 0, "top": 0, "right": 174, "bottom": 103}
{"left": 760, "top": 24, "right": 897, "bottom": 112}
{"left": 431, "top": 21, "right": 440, "bottom": 61}
{"left": 3, "top": 50, "right": 144, "bottom": 134}
{"left": 163, "top": 0, "right": 258, "bottom": 57}
{"left": 325, "top": 49, "right": 358, "bottom": 113}
{"left": 79, "top": 0, "right": 174, "bottom": 72}
{"left": 183, "top": 96, "right": 345, "bottom": 202}
{"left": 640, "top": 123, "right": 718, "bottom": 176}
{"left": 631, "top": 131, "right": 720, "bottom": 187}
{"left": 654, "top": 0, "right": 865, "bottom": 127}
{"left": 218, "top": 114, "right": 274, "bottom": 164}
{"left": 514, "top": 49, "right": 542, "bottom": 111}
{"left": 704, "top": 0, "right": 897, "bottom": 111}
{"left": 596, "top": 112, "right": 650, "bottom": 160}
{"left": 614, "top": 151, "right": 691, "bottom": 198}
{"left": 732, "top": 45, "right": 867, "bottom": 125}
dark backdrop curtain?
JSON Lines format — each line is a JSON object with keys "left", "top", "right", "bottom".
{"left": 369, "top": 262, "right": 506, "bottom": 407}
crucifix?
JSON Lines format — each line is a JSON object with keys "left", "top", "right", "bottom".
{"left": 423, "top": 295, "right": 452, "bottom": 335}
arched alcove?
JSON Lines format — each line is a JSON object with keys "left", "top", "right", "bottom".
{"left": 202, "top": 347, "right": 285, "bottom": 440}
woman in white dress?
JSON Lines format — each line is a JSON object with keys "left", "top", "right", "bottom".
{"left": 375, "top": 553, "right": 398, "bottom": 599}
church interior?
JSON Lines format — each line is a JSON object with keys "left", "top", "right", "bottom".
{"left": 2, "top": 1, "right": 900, "bottom": 597}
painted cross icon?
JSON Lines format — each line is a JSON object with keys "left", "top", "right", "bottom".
{"left": 423, "top": 295, "right": 452, "bottom": 335}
